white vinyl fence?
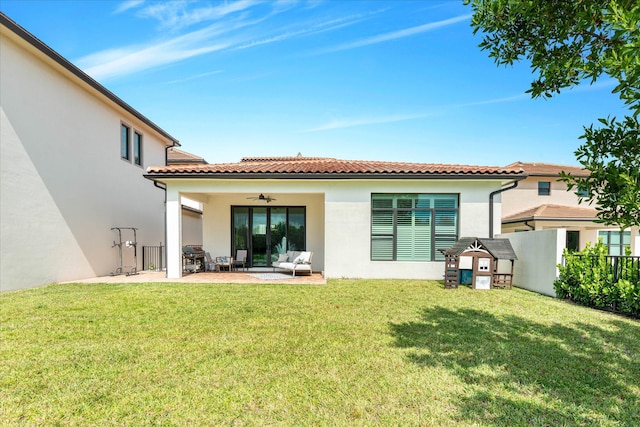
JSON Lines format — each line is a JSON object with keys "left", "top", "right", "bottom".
{"left": 497, "top": 229, "right": 566, "bottom": 297}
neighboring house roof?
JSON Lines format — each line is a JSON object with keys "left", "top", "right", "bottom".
{"left": 505, "top": 161, "right": 588, "bottom": 177}
{"left": 146, "top": 156, "right": 525, "bottom": 179}
{"left": 443, "top": 237, "right": 518, "bottom": 260}
{"left": 502, "top": 204, "right": 598, "bottom": 223}
{"left": 167, "top": 148, "right": 208, "bottom": 165}
{"left": 0, "top": 12, "right": 179, "bottom": 147}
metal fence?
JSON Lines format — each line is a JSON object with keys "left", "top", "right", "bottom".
{"left": 142, "top": 245, "right": 165, "bottom": 271}
{"left": 565, "top": 254, "right": 640, "bottom": 283}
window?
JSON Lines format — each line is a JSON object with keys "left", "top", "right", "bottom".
{"left": 371, "top": 194, "right": 458, "bottom": 261}
{"left": 577, "top": 188, "right": 589, "bottom": 197}
{"left": 598, "top": 230, "right": 631, "bottom": 256}
{"left": 133, "top": 132, "right": 143, "bottom": 166}
{"left": 121, "top": 124, "right": 130, "bottom": 161}
{"left": 538, "top": 181, "right": 551, "bottom": 196}
{"left": 566, "top": 230, "right": 580, "bottom": 252}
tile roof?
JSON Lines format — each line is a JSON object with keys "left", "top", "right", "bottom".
{"left": 167, "top": 148, "right": 207, "bottom": 164}
{"left": 146, "top": 156, "right": 525, "bottom": 178}
{"left": 506, "top": 161, "right": 588, "bottom": 177}
{"left": 502, "top": 204, "right": 598, "bottom": 223}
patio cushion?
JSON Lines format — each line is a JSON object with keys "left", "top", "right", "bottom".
{"left": 294, "top": 251, "right": 311, "bottom": 264}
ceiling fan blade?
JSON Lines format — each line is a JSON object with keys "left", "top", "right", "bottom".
{"left": 246, "top": 193, "right": 276, "bottom": 202}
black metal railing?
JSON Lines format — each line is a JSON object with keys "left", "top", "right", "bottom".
{"left": 142, "top": 245, "right": 164, "bottom": 271}
{"left": 564, "top": 254, "right": 640, "bottom": 283}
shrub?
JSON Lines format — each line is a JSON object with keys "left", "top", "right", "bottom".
{"left": 555, "top": 242, "right": 640, "bottom": 317}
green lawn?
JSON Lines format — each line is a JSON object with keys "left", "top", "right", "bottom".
{"left": 1, "top": 280, "right": 639, "bottom": 426}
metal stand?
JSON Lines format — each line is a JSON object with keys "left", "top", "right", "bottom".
{"left": 111, "top": 227, "right": 139, "bottom": 276}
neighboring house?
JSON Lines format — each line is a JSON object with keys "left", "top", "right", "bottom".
{"left": 0, "top": 13, "right": 179, "bottom": 291}
{"left": 168, "top": 147, "right": 208, "bottom": 165}
{"left": 501, "top": 162, "right": 639, "bottom": 255}
{"left": 144, "top": 156, "right": 525, "bottom": 279}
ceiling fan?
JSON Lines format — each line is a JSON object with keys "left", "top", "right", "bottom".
{"left": 246, "top": 193, "right": 276, "bottom": 203}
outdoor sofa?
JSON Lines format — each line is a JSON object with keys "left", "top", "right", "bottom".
{"left": 273, "top": 251, "right": 313, "bottom": 276}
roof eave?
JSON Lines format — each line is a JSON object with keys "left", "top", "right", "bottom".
{"left": 144, "top": 172, "right": 527, "bottom": 180}
{"left": 502, "top": 217, "right": 598, "bottom": 224}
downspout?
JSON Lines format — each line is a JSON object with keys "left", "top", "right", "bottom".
{"left": 489, "top": 179, "right": 523, "bottom": 238}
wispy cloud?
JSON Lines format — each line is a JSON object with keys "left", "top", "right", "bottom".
{"left": 113, "top": 0, "right": 145, "bottom": 15}
{"left": 163, "top": 69, "right": 224, "bottom": 85}
{"left": 315, "top": 13, "right": 472, "bottom": 54}
{"left": 137, "top": 0, "right": 261, "bottom": 31}
{"left": 77, "top": 2, "right": 381, "bottom": 80}
{"left": 77, "top": 24, "right": 237, "bottom": 80}
{"left": 458, "top": 93, "right": 529, "bottom": 107}
{"left": 303, "top": 112, "right": 437, "bottom": 132}
{"left": 572, "top": 78, "right": 617, "bottom": 93}
{"left": 304, "top": 93, "right": 528, "bottom": 132}
{"left": 236, "top": 11, "right": 378, "bottom": 50}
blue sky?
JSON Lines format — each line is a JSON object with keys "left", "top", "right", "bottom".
{"left": 1, "top": 0, "right": 629, "bottom": 166}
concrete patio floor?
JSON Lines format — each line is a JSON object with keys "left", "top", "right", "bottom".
{"left": 66, "top": 270, "right": 326, "bottom": 285}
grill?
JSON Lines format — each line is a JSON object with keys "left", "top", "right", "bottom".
{"left": 183, "top": 245, "right": 205, "bottom": 273}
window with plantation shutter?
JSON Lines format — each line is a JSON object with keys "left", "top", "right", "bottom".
{"left": 371, "top": 194, "right": 458, "bottom": 261}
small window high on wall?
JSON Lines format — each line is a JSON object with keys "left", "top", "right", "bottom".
{"left": 121, "top": 124, "right": 130, "bottom": 161}
{"left": 133, "top": 132, "right": 143, "bottom": 166}
{"left": 538, "top": 181, "right": 551, "bottom": 195}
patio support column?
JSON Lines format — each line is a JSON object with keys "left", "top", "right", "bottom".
{"left": 166, "top": 189, "right": 182, "bottom": 278}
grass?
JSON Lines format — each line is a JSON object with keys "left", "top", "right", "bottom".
{"left": 1, "top": 280, "right": 639, "bottom": 426}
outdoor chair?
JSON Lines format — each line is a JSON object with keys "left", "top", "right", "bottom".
{"left": 215, "top": 256, "right": 233, "bottom": 272}
{"left": 204, "top": 252, "right": 216, "bottom": 272}
{"left": 234, "top": 250, "right": 248, "bottom": 271}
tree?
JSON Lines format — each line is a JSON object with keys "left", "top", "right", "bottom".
{"left": 464, "top": 0, "right": 640, "bottom": 229}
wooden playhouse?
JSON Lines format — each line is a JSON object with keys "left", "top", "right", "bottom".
{"left": 441, "top": 237, "right": 517, "bottom": 289}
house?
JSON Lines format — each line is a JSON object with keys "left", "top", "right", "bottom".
{"left": 0, "top": 12, "right": 179, "bottom": 291}
{"left": 144, "top": 156, "right": 525, "bottom": 279}
{"left": 168, "top": 147, "right": 208, "bottom": 165}
{"left": 501, "top": 162, "right": 639, "bottom": 255}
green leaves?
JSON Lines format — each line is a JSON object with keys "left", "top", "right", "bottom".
{"left": 561, "top": 115, "right": 640, "bottom": 229}
{"left": 555, "top": 242, "right": 640, "bottom": 316}
{"left": 467, "top": 0, "right": 640, "bottom": 227}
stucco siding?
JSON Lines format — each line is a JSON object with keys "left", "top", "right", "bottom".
{"left": 501, "top": 176, "right": 588, "bottom": 217}
{"left": 162, "top": 178, "right": 506, "bottom": 280}
{"left": 1, "top": 28, "right": 169, "bottom": 290}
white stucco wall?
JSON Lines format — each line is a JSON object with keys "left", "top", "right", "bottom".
{"left": 501, "top": 176, "right": 588, "bottom": 217}
{"left": 498, "top": 229, "right": 565, "bottom": 297}
{"left": 181, "top": 208, "right": 203, "bottom": 246}
{"left": 1, "top": 27, "right": 170, "bottom": 291}
{"left": 162, "top": 178, "right": 507, "bottom": 280}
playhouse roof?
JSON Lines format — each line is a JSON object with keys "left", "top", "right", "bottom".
{"left": 443, "top": 237, "right": 518, "bottom": 260}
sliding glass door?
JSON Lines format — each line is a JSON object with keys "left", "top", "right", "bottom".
{"left": 232, "top": 206, "right": 306, "bottom": 267}
{"left": 252, "top": 208, "right": 268, "bottom": 266}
